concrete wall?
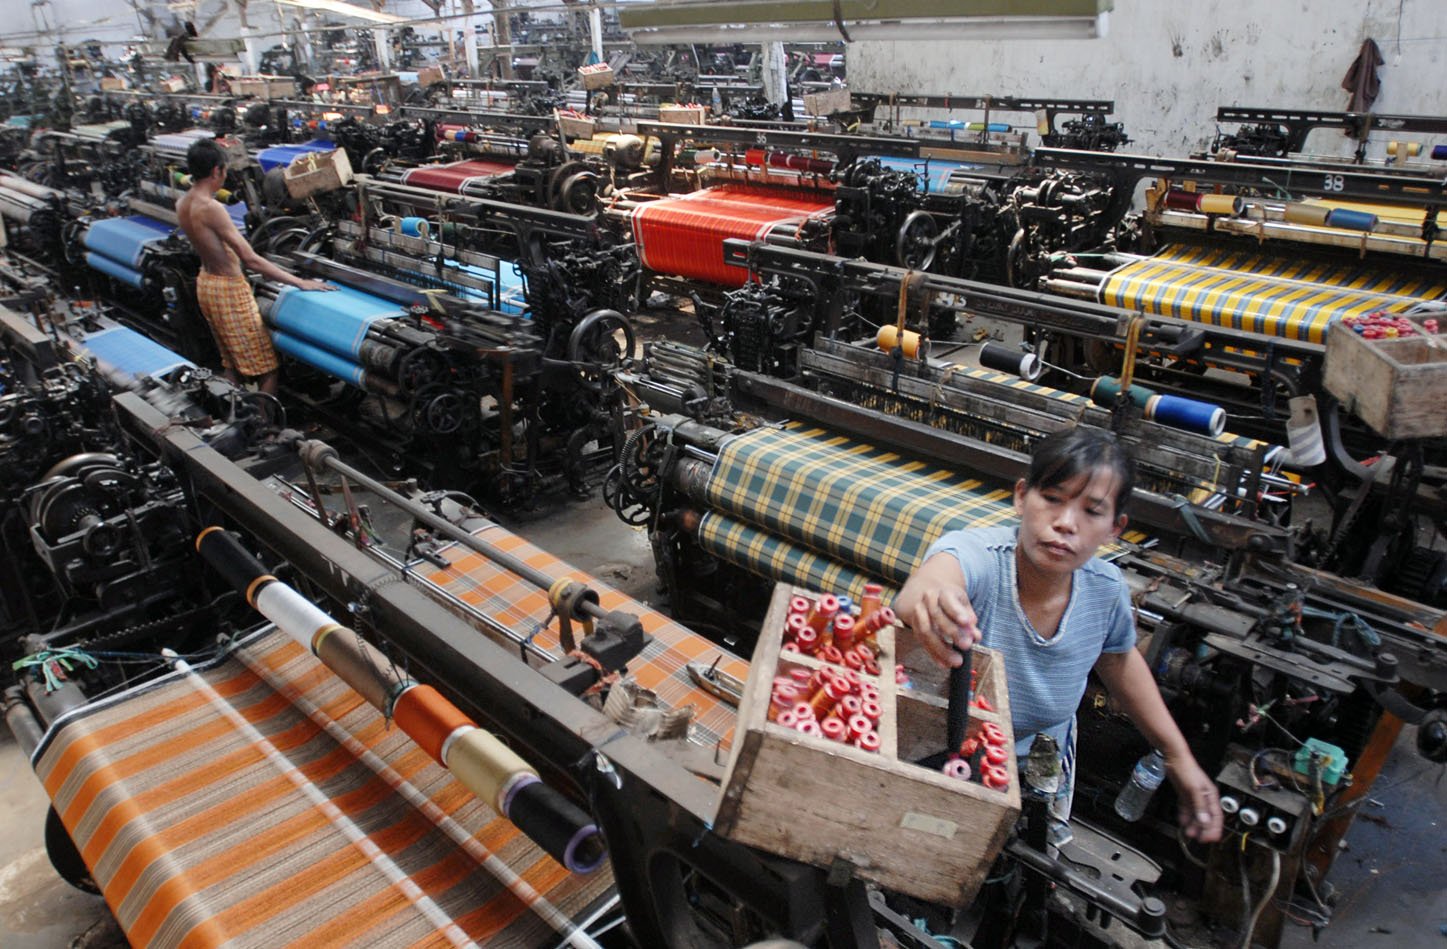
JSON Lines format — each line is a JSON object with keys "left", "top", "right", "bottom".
{"left": 846, "top": 0, "right": 1444, "bottom": 161}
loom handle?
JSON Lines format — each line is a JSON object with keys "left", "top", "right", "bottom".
{"left": 947, "top": 647, "right": 972, "bottom": 755}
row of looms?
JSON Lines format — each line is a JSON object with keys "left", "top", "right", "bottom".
{"left": 2, "top": 38, "right": 1446, "bottom": 949}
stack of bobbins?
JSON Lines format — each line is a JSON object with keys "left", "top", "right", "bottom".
{"left": 947, "top": 721, "right": 1011, "bottom": 791}
{"left": 771, "top": 585, "right": 892, "bottom": 753}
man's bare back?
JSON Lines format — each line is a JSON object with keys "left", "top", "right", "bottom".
{"left": 177, "top": 189, "right": 245, "bottom": 277}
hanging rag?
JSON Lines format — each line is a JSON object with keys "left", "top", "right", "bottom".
{"left": 1340, "top": 38, "right": 1384, "bottom": 116}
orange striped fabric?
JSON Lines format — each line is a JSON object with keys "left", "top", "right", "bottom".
{"left": 33, "top": 630, "right": 617, "bottom": 948}
{"left": 416, "top": 524, "right": 748, "bottom": 747}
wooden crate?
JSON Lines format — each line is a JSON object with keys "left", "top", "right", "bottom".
{"left": 715, "top": 584, "right": 1019, "bottom": 907}
{"left": 577, "top": 63, "right": 615, "bottom": 90}
{"left": 658, "top": 104, "right": 706, "bottom": 125}
{"left": 1323, "top": 317, "right": 1447, "bottom": 439}
{"left": 803, "top": 88, "right": 852, "bottom": 117}
{"left": 236, "top": 75, "right": 297, "bottom": 98}
{"left": 415, "top": 65, "right": 446, "bottom": 87}
{"left": 554, "top": 110, "right": 597, "bottom": 140}
{"left": 283, "top": 148, "right": 354, "bottom": 199}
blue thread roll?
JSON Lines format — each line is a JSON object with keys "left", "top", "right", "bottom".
{"left": 85, "top": 252, "right": 145, "bottom": 288}
{"left": 271, "top": 330, "right": 368, "bottom": 386}
{"left": 1144, "top": 393, "right": 1226, "bottom": 437}
{"left": 400, "top": 216, "right": 428, "bottom": 238}
{"left": 1433, "top": 144, "right": 1447, "bottom": 161}
{"left": 1325, "top": 207, "right": 1378, "bottom": 232}
{"left": 269, "top": 285, "right": 402, "bottom": 358}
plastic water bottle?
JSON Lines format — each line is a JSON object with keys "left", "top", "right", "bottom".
{"left": 1114, "top": 749, "right": 1166, "bottom": 822}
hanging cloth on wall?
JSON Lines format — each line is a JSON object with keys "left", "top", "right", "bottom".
{"left": 1341, "top": 38, "right": 1384, "bottom": 116}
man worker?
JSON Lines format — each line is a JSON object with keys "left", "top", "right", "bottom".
{"left": 177, "top": 137, "right": 332, "bottom": 394}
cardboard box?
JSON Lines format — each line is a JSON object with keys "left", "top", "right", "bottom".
{"left": 714, "top": 584, "right": 1019, "bottom": 907}
{"left": 577, "top": 62, "right": 614, "bottom": 90}
{"left": 1323, "top": 316, "right": 1447, "bottom": 439}
{"left": 283, "top": 148, "right": 353, "bottom": 199}
{"left": 159, "top": 77, "right": 188, "bottom": 94}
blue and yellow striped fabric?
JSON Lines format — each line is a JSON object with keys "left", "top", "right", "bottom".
{"left": 1099, "top": 245, "right": 1447, "bottom": 343}
{"left": 702, "top": 424, "right": 1017, "bottom": 583}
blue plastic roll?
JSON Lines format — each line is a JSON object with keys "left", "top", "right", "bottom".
{"left": 928, "top": 119, "right": 967, "bottom": 130}
{"left": 1144, "top": 393, "right": 1226, "bottom": 437}
{"left": 271, "top": 330, "right": 368, "bottom": 387}
{"left": 268, "top": 285, "right": 403, "bottom": 358}
{"left": 1325, "top": 207, "right": 1378, "bottom": 232}
{"left": 83, "top": 216, "right": 173, "bottom": 267}
{"left": 400, "top": 216, "right": 427, "bottom": 237}
{"left": 85, "top": 252, "right": 146, "bottom": 288}
{"left": 1433, "top": 144, "right": 1447, "bottom": 161}
{"left": 81, "top": 325, "right": 191, "bottom": 377}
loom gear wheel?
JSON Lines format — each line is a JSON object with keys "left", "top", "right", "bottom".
{"left": 895, "top": 209, "right": 938, "bottom": 271}
{"left": 568, "top": 309, "right": 636, "bottom": 377}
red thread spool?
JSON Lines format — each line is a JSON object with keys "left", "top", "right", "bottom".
{"left": 808, "top": 595, "right": 840, "bottom": 633}
{"left": 808, "top": 679, "right": 845, "bottom": 718}
{"left": 789, "top": 668, "right": 813, "bottom": 689}
{"left": 792, "top": 702, "right": 815, "bottom": 723}
{"left": 781, "top": 642, "right": 800, "bottom": 654}
{"left": 847, "top": 714, "right": 871, "bottom": 742}
{"left": 797, "top": 720, "right": 822, "bottom": 737}
{"left": 795, "top": 626, "right": 819, "bottom": 654}
{"left": 865, "top": 658, "right": 882, "bottom": 677}
{"left": 984, "top": 745, "right": 1010, "bottom": 767}
{"left": 785, "top": 613, "right": 809, "bottom": 641}
{"left": 854, "top": 642, "right": 875, "bottom": 663}
{"left": 854, "top": 731, "right": 881, "bottom": 753}
{"left": 833, "top": 614, "right": 856, "bottom": 652}
{"left": 867, "top": 606, "right": 897, "bottom": 634}
{"left": 777, "top": 710, "right": 799, "bottom": 728}
{"left": 769, "top": 684, "right": 798, "bottom": 721}
{"left": 789, "top": 595, "right": 812, "bottom": 616}
{"left": 982, "top": 722, "right": 1007, "bottom": 746}
{"left": 861, "top": 699, "right": 882, "bottom": 723}
{"left": 982, "top": 766, "right": 1010, "bottom": 790}
{"left": 859, "top": 683, "right": 880, "bottom": 702}
{"left": 843, "top": 650, "right": 864, "bottom": 671}
{"left": 943, "top": 759, "right": 971, "bottom": 781}
{"left": 820, "top": 644, "right": 844, "bottom": 666}
{"left": 1163, "top": 189, "right": 1203, "bottom": 212}
{"left": 839, "top": 694, "right": 862, "bottom": 718}
{"left": 959, "top": 737, "right": 980, "bottom": 758}
{"left": 821, "top": 716, "right": 847, "bottom": 742}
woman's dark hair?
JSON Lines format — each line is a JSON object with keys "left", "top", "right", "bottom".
{"left": 186, "top": 138, "right": 226, "bottom": 181}
{"left": 1025, "top": 426, "right": 1135, "bottom": 515}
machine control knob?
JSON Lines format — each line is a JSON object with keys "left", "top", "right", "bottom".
{"left": 1239, "top": 807, "right": 1260, "bottom": 827}
{"left": 1266, "top": 816, "right": 1288, "bottom": 835}
{"left": 1220, "top": 795, "right": 1240, "bottom": 814}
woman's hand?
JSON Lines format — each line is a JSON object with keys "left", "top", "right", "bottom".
{"left": 895, "top": 553, "right": 980, "bottom": 668}
{"left": 1167, "top": 753, "right": 1223, "bottom": 843}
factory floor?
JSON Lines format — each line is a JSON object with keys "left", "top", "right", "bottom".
{"left": 2, "top": 303, "right": 1444, "bottom": 948}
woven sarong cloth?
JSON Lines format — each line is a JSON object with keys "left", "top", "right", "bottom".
{"left": 196, "top": 271, "right": 279, "bottom": 377}
{"left": 33, "top": 629, "right": 616, "bottom": 948}
{"left": 416, "top": 524, "right": 747, "bottom": 748}
{"left": 1098, "top": 244, "right": 1447, "bottom": 343}
{"left": 698, "top": 424, "right": 1148, "bottom": 589}
{"left": 402, "top": 160, "right": 518, "bottom": 194}
{"left": 700, "top": 424, "right": 1018, "bottom": 585}
{"left": 629, "top": 184, "right": 834, "bottom": 286}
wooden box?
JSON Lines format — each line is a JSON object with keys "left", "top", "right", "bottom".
{"left": 658, "top": 104, "right": 706, "bottom": 125}
{"left": 99, "top": 77, "right": 128, "bottom": 91}
{"left": 415, "top": 65, "right": 446, "bottom": 87}
{"left": 715, "top": 585, "right": 1019, "bottom": 907}
{"left": 159, "top": 77, "right": 188, "bottom": 93}
{"left": 283, "top": 148, "right": 354, "bottom": 199}
{"left": 803, "top": 88, "right": 852, "bottom": 117}
{"left": 236, "top": 75, "right": 297, "bottom": 98}
{"left": 577, "top": 63, "right": 615, "bottom": 90}
{"left": 1323, "top": 317, "right": 1447, "bottom": 439}
{"left": 554, "top": 110, "right": 597, "bottom": 140}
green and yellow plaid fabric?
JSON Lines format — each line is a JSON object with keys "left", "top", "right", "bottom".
{"left": 702, "top": 424, "right": 1017, "bottom": 584}
{"left": 1099, "top": 245, "right": 1446, "bottom": 343}
{"left": 697, "top": 513, "right": 888, "bottom": 603}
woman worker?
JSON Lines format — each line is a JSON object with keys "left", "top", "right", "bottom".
{"left": 895, "top": 426, "right": 1223, "bottom": 846}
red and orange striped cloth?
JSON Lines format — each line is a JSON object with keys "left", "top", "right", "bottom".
{"left": 34, "top": 630, "right": 617, "bottom": 948}
{"left": 629, "top": 183, "right": 834, "bottom": 286}
{"left": 401, "top": 160, "right": 518, "bottom": 194}
{"left": 416, "top": 523, "right": 749, "bottom": 748}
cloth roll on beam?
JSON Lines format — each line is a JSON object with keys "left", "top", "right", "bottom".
{"left": 84, "top": 252, "right": 146, "bottom": 288}
{"left": 271, "top": 330, "right": 370, "bottom": 387}
{"left": 193, "top": 527, "right": 606, "bottom": 874}
{"left": 82, "top": 216, "right": 174, "bottom": 268}
{"left": 268, "top": 285, "right": 407, "bottom": 359}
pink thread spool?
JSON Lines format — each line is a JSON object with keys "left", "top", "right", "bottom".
{"left": 838, "top": 694, "right": 863, "bottom": 718}
{"left": 821, "top": 716, "right": 847, "bottom": 743}
{"left": 847, "top": 714, "right": 872, "bottom": 742}
{"left": 943, "top": 758, "right": 972, "bottom": 781}
{"left": 785, "top": 612, "right": 809, "bottom": 643}
{"left": 854, "top": 731, "right": 881, "bottom": 753}
{"left": 797, "top": 719, "right": 822, "bottom": 737}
